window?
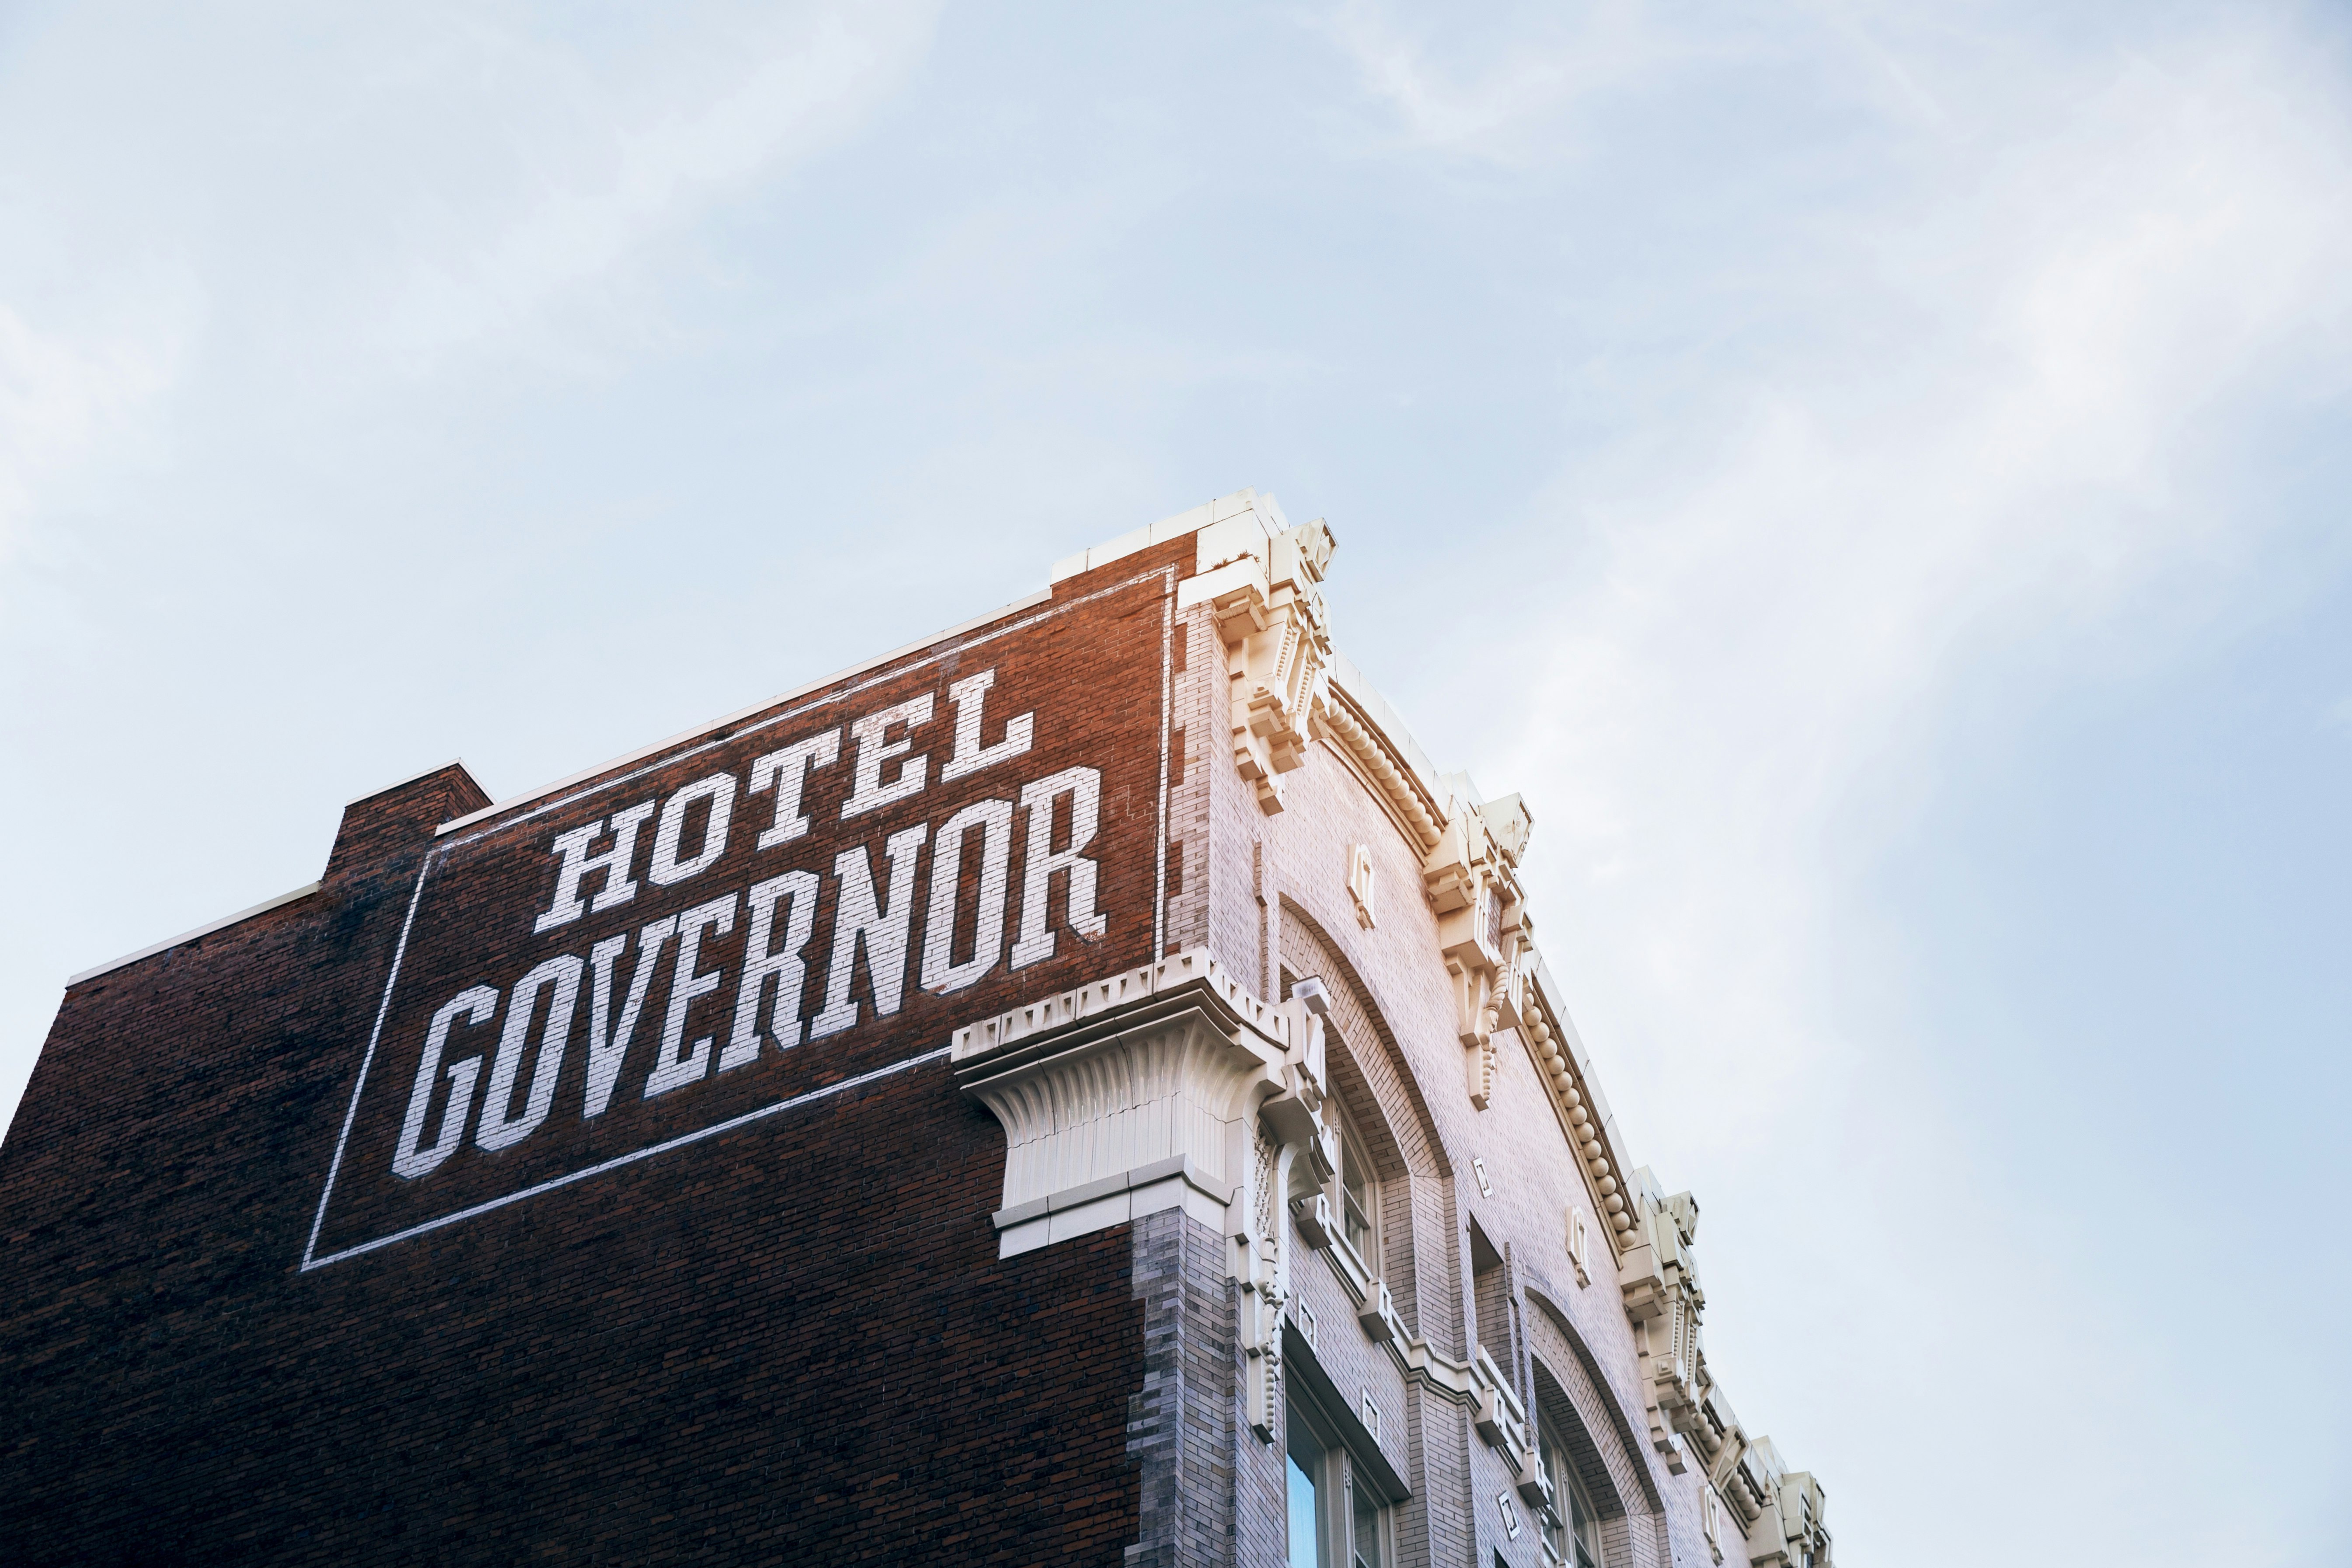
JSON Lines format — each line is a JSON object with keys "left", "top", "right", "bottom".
{"left": 1332, "top": 1097, "right": 1378, "bottom": 1265}
{"left": 1539, "top": 1415, "right": 1604, "bottom": 1568}
{"left": 1288, "top": 1388, "right": 1391, "bottom": 1568}
{"left": 1276, "top": 974, "right": 1380, "bottom": 1275}
{"left": 1350, "top": 1474, "right": 1384, "bottom": 1568}
{"left": 1287, "top": 1416, "right": 1327, "bottom": 1568}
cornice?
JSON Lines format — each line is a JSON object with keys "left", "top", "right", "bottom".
{"left": 1320, "top": 671, "right": 1446, "bottom": 853}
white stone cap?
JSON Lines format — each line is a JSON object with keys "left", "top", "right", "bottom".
{"left": 66, "top": 881, "right": 323, "bottom": 987}
{"left": 1048, "top": 485, "right": 1291, "bottom": 585}
{"left": 950, "top": 945, "right": 1293, "bottom": 1065}
{"left": 989, "top": 1153, "right": 1233, "bottom": 1230}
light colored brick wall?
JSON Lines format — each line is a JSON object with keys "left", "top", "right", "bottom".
{"left": 1160, "top": 605, "right": 1218, "bottom": 962}
{"left": 1230, "top": 736, "right": 1703, "bottom": 1568}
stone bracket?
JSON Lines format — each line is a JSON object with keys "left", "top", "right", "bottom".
{"left": 954, "top": 948, "right": 1296, "bottom": 1261}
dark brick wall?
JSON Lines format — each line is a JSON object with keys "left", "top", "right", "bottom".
{"left": 0, "top": 544, "right": 1193, "bottom": 1566}
{"left": 1125, "top": 1206, "right": 1237, "bottom": 1568}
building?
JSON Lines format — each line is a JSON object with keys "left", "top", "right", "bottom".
{"left": 0, "top": 490, "right": 1834, "bottom": 1567}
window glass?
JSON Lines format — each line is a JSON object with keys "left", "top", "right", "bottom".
{"left": 1287, "top": 1414, "right": 1326, "bottom": 1568}
{"left": 1540, "top": 1413, "right": 1604, "bottom": 1568}
{"left": 1324, "top": 1093, "right": 1376, "bottom": 1265}
{"left": 1539, "top": 1423, "right": 1568, "bottom": 1561}
{"left": 1571, "top": 1473, "right": 1602, "bottom": 1567}
{"left": 1341, "top": 1129, "right": 1373, "bottom": 1257}
{"left": 1351, "top": 1477, "right": 1383, "bottom": 1568}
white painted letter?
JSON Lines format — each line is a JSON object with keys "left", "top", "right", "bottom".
{"left": 721, "top": 870, "right": 820, "bottom": 1070}
{"left": 811, "top": 823, "right": 930, "bottom": 1037}
{"left": 392, "top": 985, "right": 497, "bottom": 1178}
{"left": 648, "top": 773, "right": 737, "bottom": 886}
{"left": 939, "top": 669, "right": 1034, "bottom": 782}
{"left": 476, "top": 955, "right": 585, "bottom": 1151}
{"left": 1010, "top": 766, "right": 1108, "bottom": 969}
{"left": 581, "top": 916, "right": 675, "bottom": 1119}
{"left": 749, "top": 730, "right": 842, "bottom": 848}
{"left": 533, "top": 801, "right": 658, "bottom": 932}
{"left": 644, "top": 893, "right": 738, "bottom": 1098}
{"left": 920, "top": 798, "right": 1015, "bottom": 993}
{"left": 840, "top": 694, "right": 935, "bottom": 819}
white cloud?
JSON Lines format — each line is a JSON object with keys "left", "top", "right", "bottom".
{"left": 1517, "top": 15, "right": 2352, "bottom": 1144}
{"left": 1331, "top": 8, "right": 2352, "bottom": 1563}
{"left": 1318, "top": 0, "right": 1668, "bottom": 161}
{"left": 0, "top": 278, "right": 196, "bottom": 592}
{"left": 368, "top": 3, "right": 941, "bottom": 373}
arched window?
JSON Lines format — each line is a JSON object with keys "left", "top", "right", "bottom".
{"left": 1331, "top": 1093, "right": 1378, "bottom": 1268}
{"left": 1286, "top": 1083, "right": 1380, "bottom": 1275}
{"left": 1277, "top": 956, "right": 1387, "bottom": 1278}
{"left": 1539, "top": 1413, "right": 1605, "bottom": 1568}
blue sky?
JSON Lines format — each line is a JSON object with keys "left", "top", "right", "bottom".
{"left": 3, "top": 3, "right": 2348, "bottom": 1562}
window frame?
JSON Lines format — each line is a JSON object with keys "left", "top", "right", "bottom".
{"left": 1325, "top": 1090, "right": 1379, "bottom": 1274}
{"left": 1287, "top": 1382, "right": 1394, "bottom": 1568}
{"left": 1537, "top": 1410, "right": 1605, "bottom": 1568}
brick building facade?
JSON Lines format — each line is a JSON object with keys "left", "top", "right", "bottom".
{"left": 0, "top": 490, "right": 1834, "bottom": 1567}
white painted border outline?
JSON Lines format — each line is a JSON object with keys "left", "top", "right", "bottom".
{"left": 300, "top": 565, "right": 1176, "bottom": 1270}
{"left": 303, "top": 1047, "right": 953, "bottom": 1270}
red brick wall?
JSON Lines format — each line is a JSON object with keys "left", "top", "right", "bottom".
{"left": 0, "top": 543, "right": 1192, "bottom": 1566}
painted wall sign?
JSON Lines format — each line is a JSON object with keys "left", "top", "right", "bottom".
{"left": 303, "top": 568, "right": 1174, "bottom": 1268}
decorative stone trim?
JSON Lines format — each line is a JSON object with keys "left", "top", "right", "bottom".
{"left": 1320, "top": 689, "right": 1444, "bottom": 853}
{"left": 1517, "top": 956, "right": 1640, "bottom": 1256}
{"left": 1346, "top": 843, "right": 1377, "bottom": 928}
{"left": 953, "top": 945, "right": 1346, "bottom": 1444}
{"left": 1622, "top": 1178, "right": 1711, "bottom": 1476}
{"left": 1423, "top": 791, "right": 1533, "bottom": 1108}
{"left": 1713, "top": 1408, "right": 1772, "bottom": 1528}
{"left": 953, "top": 948, "right": 1302, "bottom": 1258}
{"left": 1178, "top": 515, "right": 1339, "bottom": 815}
{"left": 985, "top": 1154, "right": 1234, "bottom": 1257}
{"left": 1745, "top": 1443, "right": 1833, "bottom": 1568}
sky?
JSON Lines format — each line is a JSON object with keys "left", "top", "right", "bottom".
{"left": 3, "top": 2, "right": 2349, "bottom": 1562}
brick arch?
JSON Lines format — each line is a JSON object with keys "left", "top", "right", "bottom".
{"left": 1279, "top": 902, "right": 1436, "bottom": 1180}
{"left": 1526, "top": 1287, "right": 1669, "bottom": 1568}
{"left": 1279, "top": 896, "right": 1467, "bottom": 1359}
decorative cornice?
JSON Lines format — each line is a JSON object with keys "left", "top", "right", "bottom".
{"left": 1515, "top": 960, "right": 1642, "bottom": 1257}
{"left": 953, "top": 948, "right": 1303, "bottom": 1258}
{"left": 956, "top": 946, "right": 1344, "bottom": 1442}
{"left": 1320, "top": 685, "right": 1445, "bottom": 853}
{"left": 1744, "top": 1443, "right": 1832, "bottom": 1568}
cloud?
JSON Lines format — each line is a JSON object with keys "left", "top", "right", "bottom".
{"left": 1329, "top": 7, "right": 2352, "bottom": 1562}
{"left": 366, "top": 3, "right": 942, "bottom": 373}
{"left": 0, "top": 279, "right": 196, "bottom": 607}
{"left": 1317, "top": 0, "right": 1668, "bottom": 162}
{"left": 0, "top": 0, "right": 940, "bottom": 642}
{"left": 1514, "top": 14, "right": 2352, "bottom": 1134}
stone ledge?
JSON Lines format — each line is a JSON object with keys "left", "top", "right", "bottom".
{"left": 990, "top": 1154, "right": 1234, "bottom": 1230}
{"left": 996, "top": 1164, "right": 1233, "bottom": 1258}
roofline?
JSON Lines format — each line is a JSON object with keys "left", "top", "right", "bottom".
{"left": 433, "top": 585, "right": 1056, "bottom": 840}
{"left": 432, "top": 486, "right": 1293, "bottom": 843}
{"left": 66, "top": 881, "right": 324, "bottom": 988}
{"left": 347, "top": 757, "right": 478, "bottom": 807}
